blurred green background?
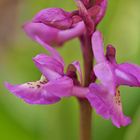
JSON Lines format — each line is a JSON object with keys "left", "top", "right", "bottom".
{"left": 0, "top": 0, "right": 140, "bottom": 140}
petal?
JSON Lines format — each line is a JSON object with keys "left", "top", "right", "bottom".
{"left": 94, "top": 62, "right": 116, "bottom": 95}
{"left": 87, "top": 83, "right": 131, "bottom": 128}
{"left": 35, "top": 38, "right": 65, "bottom": 68}
{"left": 115, "top": 63, "right": 140, "bottom": 87}
{"left": 111, "top": 89, "right": 131, "bottom": 127}
{"left": 58, "top": 21, "right": 85, "bottom": 43}
{"left": 23, "top": 21, "right": 85, "bottom": 46}
{"left": 5, "top": 81, "right": 60, "bottom": 105}
{"left": 45, "top": 76, "right": 74, "bottom": 97}
{"left": 91, "top": 31, "right": 106, "bottom": 63}
{"left": 23, "top": 22, "right": 59, "bottom": 46}
{"left": 87, "top": 83, "right": 110, "bottom": 119}
{"left": 33, "top": 54, "right": 63, "bottom": 80}
{"left": 33, "top": 8, "right": 73, "bottom": 29}
{"left": 72, "top": 86, "right": 89, "bottom": 98}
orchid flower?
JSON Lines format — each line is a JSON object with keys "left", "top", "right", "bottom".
{"left": 23, "top": 8, "right": 86, "bottom": 46}
{"left": 5, "top": 0, "right": 140, "bottom": 138}
{"left": 5, "top": 38, "right": 87, "bottom": 104}
{"left": 23, "top": 0, "right": 108, "bottom": 46}
{"left": 86, "top": 31, "right": 140, "bottom": 127}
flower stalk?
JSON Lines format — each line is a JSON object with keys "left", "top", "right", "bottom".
{"left": 79, "top": 98, "right": 92, "bottom": 140}
{"left": 78, "top": 33, "right": 94, "bottom": 140}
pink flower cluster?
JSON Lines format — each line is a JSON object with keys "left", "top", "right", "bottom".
{"left": 5, "top": 0, "right": 140, "bottom": 128}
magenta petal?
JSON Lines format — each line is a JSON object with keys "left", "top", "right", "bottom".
{"left": 87, "top": 84, "right": 110, "bottom": 119}
{"left": 33, "top": 54, "right": 63, "bottom": 80}
{"left": 23, "top": 22, "right": 59, "bottom": 45}
{"left": 91, "top": 31, "right": 106, "bottom": 63}
{"left": 33, "top": 8, "right": 73, "bottom": 29}
{"left": 36, "top": 38, "right": 65, "bottom": 67}
{"left": 23, "top": 21, "right": 85, "bottom": 46}
{"left": 45, "top": 76, "right": 73, "bottom": 97}
{"left": 87, "top": 83, "right": 131, "bottom": 128}
{"left": 5, "top": 82, "right": 60, "bottom": 105}
{"left": 111, "top": 109, "right": 131, "bottom": 128}
{"left": 94, "top": 62, "right": 116, "bottom": 95}
{"left": 72, "top": 86, "right": 88, "bottom": 98}
{"left": 58, "top": 21, "right": 85, "bottom": 43}
{"left": 115, "top": 63, "right": 140, "bottom": 87}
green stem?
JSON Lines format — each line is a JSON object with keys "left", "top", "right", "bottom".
{"left": 79, "top": 98, "right": 92, "bottom": 140}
